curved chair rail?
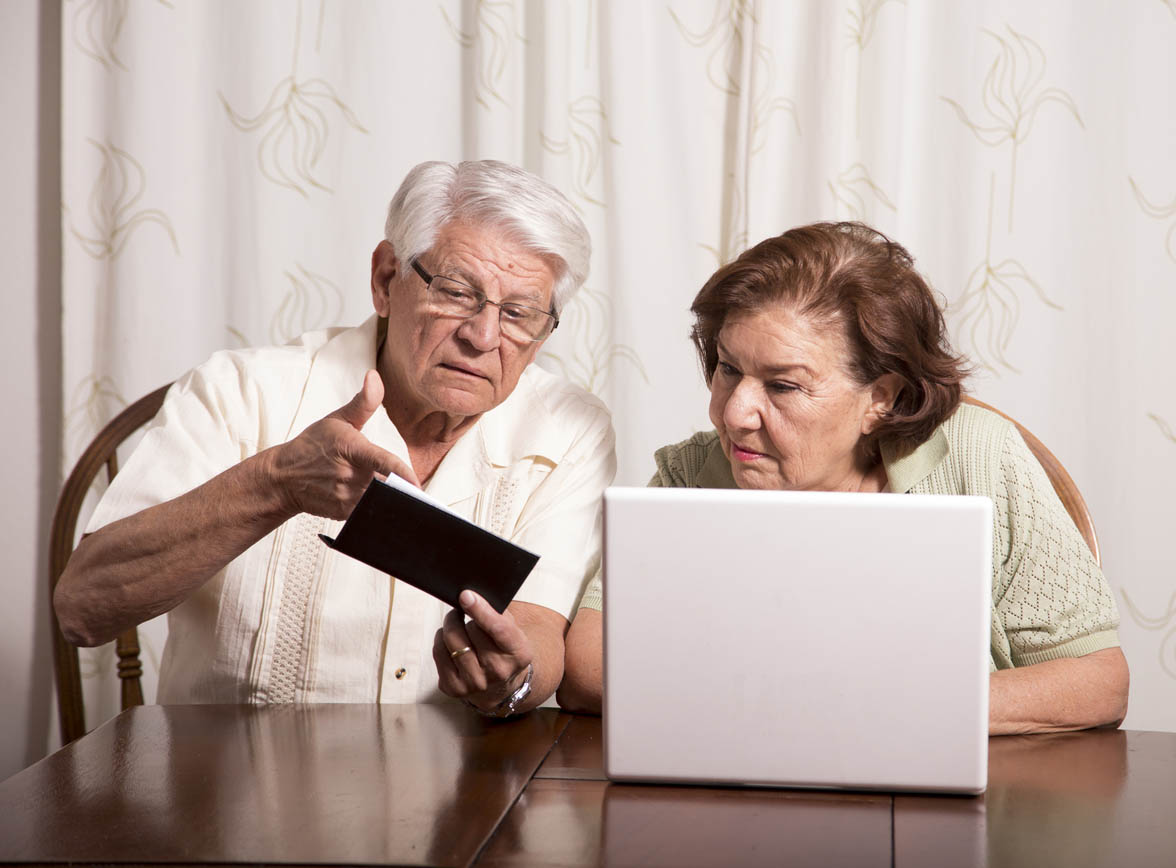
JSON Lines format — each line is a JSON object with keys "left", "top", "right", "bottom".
{"left": 48, "top": 384, "right": 172, "bottom": 744}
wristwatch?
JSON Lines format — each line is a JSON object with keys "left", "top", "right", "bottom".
{"left": 471, "top": 663, "right": 534, "bottom": 718}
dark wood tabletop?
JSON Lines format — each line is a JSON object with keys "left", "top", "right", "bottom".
{"left": 485, "top": 718, "right": 1176, "bottom": 868}
{"left": 0, "top": 703, "right": 569, "bottom": 867}
{"left": 2, "top": 706, "right": 1173, "bottom": 868}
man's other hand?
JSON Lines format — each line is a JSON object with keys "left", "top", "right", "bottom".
{"left": 268, "top": 370, "right": 420, "bottom": 520}
{"left": 433, "top": 590, "right": 534, "bottom": 712}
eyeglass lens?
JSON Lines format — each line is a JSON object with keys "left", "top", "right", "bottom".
{"left": 427, "top": 276, "right": 555, "bottom": 341}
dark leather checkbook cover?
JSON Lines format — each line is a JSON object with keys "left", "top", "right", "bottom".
{"left": 318, "top": 478, "right": 539, "bottom": 613}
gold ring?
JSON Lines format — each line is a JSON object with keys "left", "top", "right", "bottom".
{"left": 450, "top": 646, "right": 473, "bottom": 660}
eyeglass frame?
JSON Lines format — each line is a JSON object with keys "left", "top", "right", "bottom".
{"left": 410, "top": 258, "right": 559, "bottom": 343}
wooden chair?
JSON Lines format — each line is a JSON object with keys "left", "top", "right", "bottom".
{"left": 962, "top": 396, "right": 1100, "bottom": 565}
{"left": 48, "top": 384, "right": 172, "bottom": 744}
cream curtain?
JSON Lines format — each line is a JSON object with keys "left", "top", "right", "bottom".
{"left": 61, "top": 0, "right": 1176, "bottom": 734}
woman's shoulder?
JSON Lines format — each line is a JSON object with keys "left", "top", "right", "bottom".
{"left": 931, "top": 401, "right": 1022, "bottom": 494}
{"left": 650, "top": 430, "right": 723, "bottom": 488}
{"left": 942, "top": 400, "right": 1018, "bottom": 449}
{"left": 654, "top": 429, "right": 721, "bottom": 461}
{"left": 892, "top": 401, "right": 1021, "bottom": 495}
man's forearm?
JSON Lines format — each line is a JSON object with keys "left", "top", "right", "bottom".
{"left": 54, "top": 448, "right": 294, "bottom": 646}
{"left": 989, "top": 647, "right": 1130, "bottom": 735}
{"left": 507, "top": 602, "right": 567, "bottom": 713}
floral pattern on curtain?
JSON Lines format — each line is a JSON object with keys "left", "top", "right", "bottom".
{"left": 60, "top": 0, "right": 1176, "bottom": 736}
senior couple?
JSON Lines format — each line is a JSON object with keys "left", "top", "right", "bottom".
{"left": 57, "top": 160, "right": 1128, "bottom": 733}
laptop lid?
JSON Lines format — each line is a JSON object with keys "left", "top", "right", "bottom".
{"left": 602, "top": 486, "right": 992, "bottom": 794}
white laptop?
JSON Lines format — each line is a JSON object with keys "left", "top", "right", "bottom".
{"left": 602, "top": 486, "right": 992, "bottom": 794}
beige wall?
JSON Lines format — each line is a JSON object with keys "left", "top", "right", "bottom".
{"left": 0, "top": 0, "right": 61, "bottom": 780}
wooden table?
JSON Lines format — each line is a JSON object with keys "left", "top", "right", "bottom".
{"left": 2, "top": 706, "right": 1173, "bottom": 867}
{"left": 0, "top": 704, "right": 566, "bottom": 867}
{"left": 487, "top": 717, "right": 1176, "bottom": 868}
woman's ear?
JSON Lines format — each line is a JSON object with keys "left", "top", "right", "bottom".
{"left": 862, "top": 373, "right": 902, "bottom": 435}
{"left": 370, "top": 240, "right": 399, "bottom": 317}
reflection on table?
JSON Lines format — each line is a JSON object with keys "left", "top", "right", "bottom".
{"left": 1, "top": 705, "right": 1173, "bottom": 867}
{"left": 0, "top": 703, "right": 567, "bottom": 866}
{"left": 485, "top": 717, "right": 1174, "bottom": 868}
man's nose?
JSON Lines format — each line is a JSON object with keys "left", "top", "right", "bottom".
{"left": 457, "top": 303, "right": 502, "bottom": 351}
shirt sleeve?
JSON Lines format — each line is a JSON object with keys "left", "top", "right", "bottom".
{"left": 574, "top": 458, "right": 685, "bottom": 613}
{"left": 84, "top": 355, "right": 262, "bottom": 534}
{"left": 992, "top": 428, "right": 1121, "bottom": 667}
{"left": 507, "top": 407, "right": 616, "bottom": 620}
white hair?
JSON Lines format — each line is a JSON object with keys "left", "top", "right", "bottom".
{"left": 384, "top": 160, "right": 590, "bottom": 315}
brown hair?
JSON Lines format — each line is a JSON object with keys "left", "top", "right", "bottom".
{"left": 690, "top": 221, "right": 969, "bottom": 454}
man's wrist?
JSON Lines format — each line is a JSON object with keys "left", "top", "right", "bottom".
{"left": 466, "top": 663, "right": 534, "bottom": 718}
{"left": 253, "top": 445, "right": 300, "bottom": 520}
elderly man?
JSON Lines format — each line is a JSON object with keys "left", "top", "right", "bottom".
{"left": 55, "top": 160, "right": 616, "bottom": 717}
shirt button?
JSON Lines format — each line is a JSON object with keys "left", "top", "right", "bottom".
{"left": 394, "top": 667, "right": 407, "bottom": 680}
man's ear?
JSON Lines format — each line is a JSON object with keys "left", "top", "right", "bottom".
{"left": 370, "top": 240, "right": 399, "bottom": 317}
{"left": 862, "top": 373, "right": 903, "bottom": 435}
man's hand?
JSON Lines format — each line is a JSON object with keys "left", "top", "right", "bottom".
{"left": 433, "top": 590, "right": 536, "bottom": 712}
{"left": 269, "top": 369, "right": 420, "bottom": 520}
{"left": 55, "top": 371, "right": 421, "bottom": 648}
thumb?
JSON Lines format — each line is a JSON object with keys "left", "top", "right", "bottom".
{"left": 331, "top": 370, "right": 384, "bottom": 430}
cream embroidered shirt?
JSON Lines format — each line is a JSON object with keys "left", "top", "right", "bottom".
{"left": 577, "top": 403, "right": 1119, "bottom": 671}
{"left": 87, "top": 315, "right": 616, "bottom": 704}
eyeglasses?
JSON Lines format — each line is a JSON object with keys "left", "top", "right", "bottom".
{"left": 411, "top": 259, "right": 558, "bottom": 343}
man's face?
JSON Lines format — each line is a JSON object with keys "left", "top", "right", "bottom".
{"left": 371, "top": 220, "right": 556, "bottom": 421}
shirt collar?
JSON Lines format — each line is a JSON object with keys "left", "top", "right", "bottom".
{"left": 476, "top": 365, "right": 581, "bottom": 467}
{"left": 423, "top": 368, "right": 576, "bottom": 505}
{"left": 696, "top": 437, "right": 740, "bottom": 488}
{"left": 288, "top": 314, "right": 387, "bottom": 443}
{"left": 879, "top": 427, "right": 949, "bottom": 493}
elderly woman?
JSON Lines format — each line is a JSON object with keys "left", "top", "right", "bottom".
{"left": 558, "top": 221, "right": 1128, "bottom": 735}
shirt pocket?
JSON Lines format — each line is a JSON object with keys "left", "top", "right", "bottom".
{"left": 471, "top": 459, "right": 553, "bottom": 540}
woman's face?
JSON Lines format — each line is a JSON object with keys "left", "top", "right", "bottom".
{"left": 708, "top": 305, "right": 889, "bottom": 492}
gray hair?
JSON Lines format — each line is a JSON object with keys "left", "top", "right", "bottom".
{"left": 384, "top": 160, "right": 591, "bottom": 315}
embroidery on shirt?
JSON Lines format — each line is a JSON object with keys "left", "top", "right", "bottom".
{"left": 269, "top": 512, "right": 328, "bottom": 702}
{"left": 490, "top": 477, "right": 521, "bottom": 537}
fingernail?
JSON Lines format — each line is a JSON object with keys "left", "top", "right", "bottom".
{"left": 460, "top": 590, "right": 476, "bottom": 608}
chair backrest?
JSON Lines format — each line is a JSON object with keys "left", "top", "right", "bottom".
{"left": 48, "top": 384, "right": 172, "bottom": 744}
{"left": 962, "top": 396, "right": 1100, "bottom": 566}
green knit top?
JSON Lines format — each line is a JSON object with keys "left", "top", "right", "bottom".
{"left": 578, "top": 403, "right": 1120, "bottom": 671}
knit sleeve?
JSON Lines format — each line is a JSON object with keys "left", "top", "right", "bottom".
{"left": 649, "top": 431, "right": 716, "bottom": 487}
{"left": 992, "top": 429, "right": 1120, "bottom": 667}
{"left": 650, "top": 445, "right": 692, "bottom": 487}
{"left": 577, "top": 568, "right": 602, "bottom": 611}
